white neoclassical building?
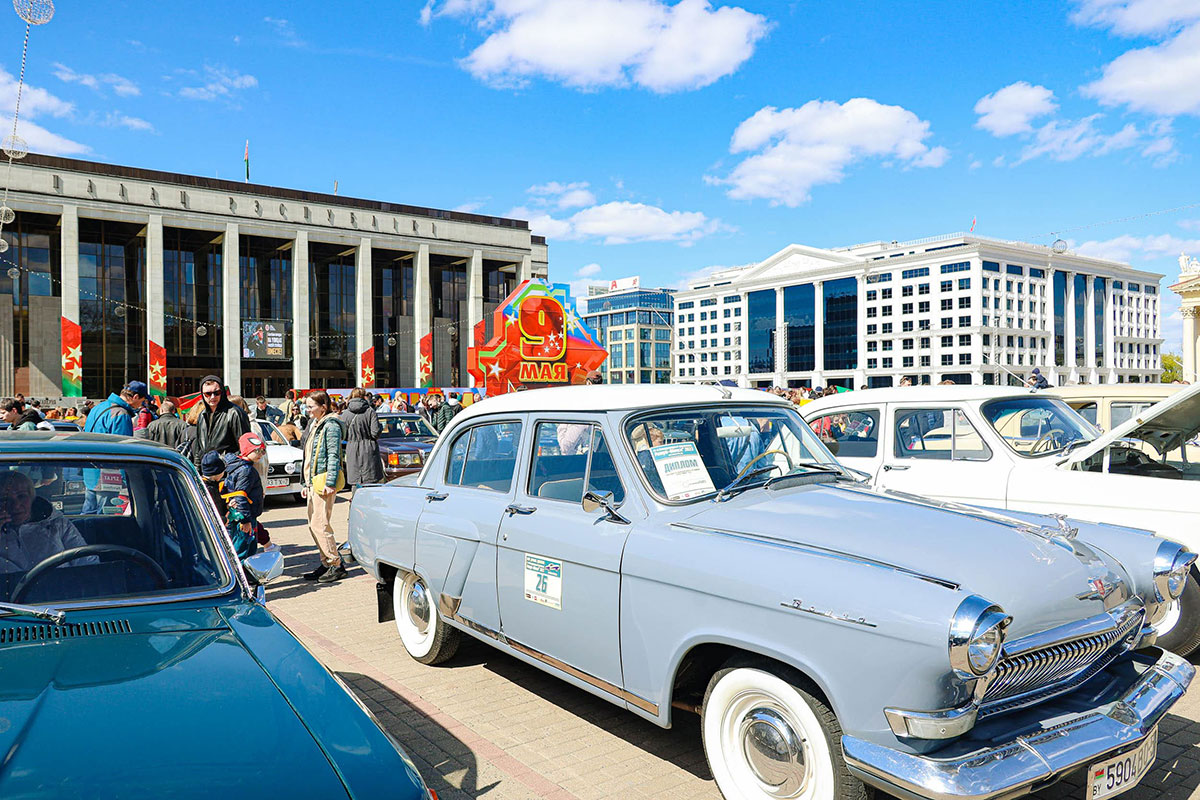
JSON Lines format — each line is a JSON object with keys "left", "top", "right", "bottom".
{"left": 1172, "top": 253, "right": 1200, "bottom": 384}
{"left": 673, "top": 234, "right": 1164, "bottom": 389}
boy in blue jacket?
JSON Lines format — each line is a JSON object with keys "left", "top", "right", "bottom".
{"left": 221, "top": 433, "right": 267, "bottom": 559}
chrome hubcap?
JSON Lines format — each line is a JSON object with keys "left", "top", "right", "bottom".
{"left": 407, "top": 580, "right": 430, "bottom": 632}
{"left": 740, "top": 707, "right": 807, "bottom": 797}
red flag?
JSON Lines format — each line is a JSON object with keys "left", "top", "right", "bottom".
{"left": 360, "top": 346, "right": 376, "bottom": 388}
{"left": 148, "top": 339, "right": 167, "bottom": 398}
{"left": 418, "top": 333, "right": 433, "bottom": 388}
{"left": 969, "top": 216, "right": 977, "bottom": 233}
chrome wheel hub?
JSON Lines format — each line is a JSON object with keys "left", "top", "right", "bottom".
{"left": 407, "top": 580, "right": 431, "bottom": 632}
{"left": 740, "top": 707, "right": 807, "bottom": 797}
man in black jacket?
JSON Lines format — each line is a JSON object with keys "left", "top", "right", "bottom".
{"left": 192, "top": 375, "right": 250, "bottom": 468}
{"left": 145, "top": 401, "right": 187, "bottom": 449}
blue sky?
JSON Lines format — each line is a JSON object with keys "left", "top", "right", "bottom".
{"left": 4, "top": 0, "right": 1199, "bottom": 351}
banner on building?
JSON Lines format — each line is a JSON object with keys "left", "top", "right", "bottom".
{"left": 60, "top": 317, "right": 82, "bottom": 397}
{"left": 148, "top": 340, "right": 167, "bottom": 398}
{"left": 241, "top": 319, "right": 290, "bottom": 359}
{"left": 467, "top": 280, "right": 606, "bottom": 396}
{"left": 418, "top": 333, "right": 433, "bottom": 388}
{"left": 360, "top": 346, "right": 376, "bottom": 388}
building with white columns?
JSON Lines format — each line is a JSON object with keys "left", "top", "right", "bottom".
{"left": 0, "top": 154, "right": 547, "bottom": 398}
{"left": 673, "top": 234, "right": 1164, "bottom": 389}
{"left": 1172, "top": 253, "right": 1200, "bottom": 384}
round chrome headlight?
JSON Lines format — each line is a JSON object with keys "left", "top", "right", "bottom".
{"left": 1153, "top": 541, "right": 1197, "bottom": 603}
{"left": 949, "top": 595, "right": 1011, "bottom": 679}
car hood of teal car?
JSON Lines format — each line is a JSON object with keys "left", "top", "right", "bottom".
{"left": 0, "top": 605, "right": 351, "bottom": 799}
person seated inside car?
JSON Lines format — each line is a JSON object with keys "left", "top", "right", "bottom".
{"left": 0, "top": 469, "right": 97, "bottom": 573}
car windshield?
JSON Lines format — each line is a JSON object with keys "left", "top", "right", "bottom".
{"left": 253, "top": 420, "right": 292, "bottom": 446}
{"left": 624, "top": 405, "right": 840, "bottom": 502}
{"left": 981, "top": 396, "right": 1099, "bottom": 457}
{"left": 0, "top": 458, "right": 230, "bottom": 606}
{"left": 380, "top": 415, "right": 436, "bottom": 439}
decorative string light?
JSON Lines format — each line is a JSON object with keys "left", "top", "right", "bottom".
{"left": 0, "top": 0, "right": 53, "bottom": 249}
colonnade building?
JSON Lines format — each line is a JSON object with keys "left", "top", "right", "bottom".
{"left": 0, "top": 155, "right": 547, "bottom": 398}
{"left": 673, "top": 235, "right": 1164, "bottom": 389}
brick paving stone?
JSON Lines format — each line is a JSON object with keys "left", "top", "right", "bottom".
{"left": 259, "top": 498, "right": 1200, "bottom": 800}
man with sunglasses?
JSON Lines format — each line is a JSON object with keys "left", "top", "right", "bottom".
{"left": 192, "top": 375, "right": 250, "bottom": 470}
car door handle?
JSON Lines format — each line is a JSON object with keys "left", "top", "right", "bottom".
{"left": 425, "top": 491, "right": 448, "bottom": 502}
{"left": 883, "top": 464, "right": 909, "bottom": 471}
{"left": 505, "top": 504, "right": 536, "bottom": 516}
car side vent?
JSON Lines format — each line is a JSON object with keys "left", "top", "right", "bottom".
{"left": 0, "top": 618, "right": 133, "bottom": 644}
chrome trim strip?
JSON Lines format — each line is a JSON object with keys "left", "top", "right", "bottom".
{"left": 859, "top": 485, "right": 1072, "bottom": 542}
{"left": 672, "top": 522, "right": 959, "bottom": 590}
{"left": 446, "top": 612, "right": 658, "bottom": 715}
{"left": 437, "top": 593, "right": 462, "bottom": 617}
{"left": 845, "top": 649, "right": 1194, "bottom": 800}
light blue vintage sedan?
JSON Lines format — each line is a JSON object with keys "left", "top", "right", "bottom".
{"left": 348, "top": 385, "right": 1195, "bottom": 800}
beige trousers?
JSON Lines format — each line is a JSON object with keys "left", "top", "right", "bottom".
{"left": 306, "top": 489, "right": 341, "bottom": 567}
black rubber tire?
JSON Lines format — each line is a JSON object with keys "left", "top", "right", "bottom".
{"left": 393, "top": 573, "right": 461, "bottom": 666}
{"left": 1155, "top": 572, "right": 1200, "bottom": 657}
{"left": 701, "top": 657, "right": 872, "bottom": 800}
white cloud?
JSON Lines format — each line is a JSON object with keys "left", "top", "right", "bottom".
{"left": 509, "top": 200, "right": 719, "bottom": 244}
{"left": 1015, "top": 116, "right": 1140, "bottom": 163}
{"left": 178, "top": 65, "right": 258, "bottom": 102}
{"left": 577, "top": 262, "right": 602, "bottom": 276}
{"left": 103, "top": 112, "right": 154, "bottom": 132}
{"left": 1070, "top": 0, "right": 1200, "bottom": 36}
{"left": 1179, "top": 219, "right": 1200, "bottom": 231}
{"left": 426, "top": 0, "right": 769, "bottom": 93}
{"left": 707, "top": 98, "right": 948, "bottom": 207}
{"left": 1082, "top": 22, "right": 1200, "bottom": 116}
{"left": 974, "top": 82, "right": 1057, "bottom": 136}
{"left": 0, "top": 68, "right": 87, "bottom": 155}
{"left": 52, "top": 63, "right": 140, "bottom": 96}
{"left": 1073, "top": 233, "right": 1200, "bottom": 263}
{"left": 264, "top": 17, "right": 304, "bottom": 47}
{"left": 452, "top": 200, "right": 487, "bottom": 213}
{"left": 528, "top": 180, "right": 596, "bottom": 208}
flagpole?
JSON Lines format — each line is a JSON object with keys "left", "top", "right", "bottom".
{"left": 244, "top": 139, "right": 250, "bottom": 183}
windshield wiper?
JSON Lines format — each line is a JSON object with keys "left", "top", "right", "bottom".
{"left": 0, "top": 601, "right": 66, "bottom": 625}
{"left": 715, "top": 465, "right": 781, "bottom": 502}
{"left": 1055, "top": 438, "right": 1094, "bottom": 456}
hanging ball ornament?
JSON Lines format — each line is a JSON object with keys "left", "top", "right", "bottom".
{"left": 1051, "top": 238, "right": 1068, "bottom": 254}
{"left": 0, "top": 206, "right": 15, "bottom": 225}
{"left": 0, "top": 238, "right": 9, "bottom": 254}
{"left": 196, "top": 324, "right": 207, "bottom": 337}
{"left": 2, "top": 135, "right": 27, "bottom": 161}
{"left": 387, "top": 335, "right": 397, "bottom": 347}
{"left": 309, "top": 339, "right": 318, "bottom": 351}
{"left": 6, "top": 267, "right": 17, "bottom": 280}
{"left": 13, "top": 0, "right": 54, "bottom": 25}
{"left": 114, "top": 305, "right": 126, "bottom": 318}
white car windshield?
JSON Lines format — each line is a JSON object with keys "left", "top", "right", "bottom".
{"left": 981, "top": 397, "right": 1098, "bottom": 457}
{"left": 0, "top": 459, "right": 230, "bottom": 607}
{"left": 624, "top": 405, "right": 841, "bottom": 502}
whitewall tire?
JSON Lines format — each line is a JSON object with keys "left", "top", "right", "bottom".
{"left": 1153, "top": 573, "right": 1200, "bottom": 657}
{"left": 701, "top": 663, "right": 869, "bottom": 800}
{"left": 393, "top": 572, "right": 460, "bottom": 665}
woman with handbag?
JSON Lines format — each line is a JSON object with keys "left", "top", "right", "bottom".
{"left": 301, "top": 390, "right": 347, "bottom": 583}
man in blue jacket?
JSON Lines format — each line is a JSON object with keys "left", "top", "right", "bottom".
{"left": 81, "top": 381, "right": 147, "bottom": 513}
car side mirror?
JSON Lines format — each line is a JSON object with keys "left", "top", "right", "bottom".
{"left": 243, "top": 550, "right": 284, "bottom": 585}
{"left": 582, "top": 490, "right": 630, "bottom": 525}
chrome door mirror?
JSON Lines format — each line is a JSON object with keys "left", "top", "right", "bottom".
{"left": 243, "top": 550, "right": 285, "bottom": 585}
{"left": 582, "top": 490, "right": 630, "bottom": 525}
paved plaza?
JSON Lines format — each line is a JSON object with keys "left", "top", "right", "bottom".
{"left": 260, "top": 498, "right": 1200, "bottom": 800}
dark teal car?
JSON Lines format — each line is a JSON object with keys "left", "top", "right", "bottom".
{"left": 0, "top": 432, "right": 434, "bottom": 799}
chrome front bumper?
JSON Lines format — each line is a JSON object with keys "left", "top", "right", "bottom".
{"left": 843, "top": 648, "right": 1193, "bottom": 800}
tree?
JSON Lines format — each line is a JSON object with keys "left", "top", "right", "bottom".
{"left": 1161, "top": 352, "right": 1182, "bottom": 384}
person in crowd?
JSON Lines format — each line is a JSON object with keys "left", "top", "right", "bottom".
{"left": 221, "top": 433, "right": 270, "bottom": 558}
{"left": 199, "top": 451, "right": 228, "bottom": 519}
{"left": 251, "top": 395, "right": 283, "bottom": 424}
{"left": 3, "top": 398, "right": 42, "bottom": 431}
{"left": 557, "top": 371, "right": 603, "bottom": 455}
{"left": 277, "top": 390, "right": 299, "bottom": 423}
{"left": 342, "top": 387, "right": 384, "bottom": 491}
{"left": 369, "top": 393, "right": 385, "bottom": 412}
{"left": 1026, "top": 368, "right": 1051, "bottom": 389}
{"left": 301, "top": 390, "right": 347, "bottom": 583}
{"left": 145, "top": 400, "right": 187, "bottom": 449}
{"left": 390, "top": 391, "right": 411, "bottom": 413}
{"left": 0, "top": 470, "right": 98, "bottom": 572}
{"left": 81, "top": 382, "right": 146, "bottom": 513}
{"left": 192, "top": 375, "right": 250, "bottom": 469}
{"left": 446, "top": 391, "right": 463, "bottom": 416}
{"left": 132, "top": 398, "right": 156, "bottom": 438}
{"left": 277, "top": 419, "right": 302, "bottom": 446}
{"left": 28, "top": 399, "right": 44, "bottom": 419}
{"left": 423, "top": 389, "right": 456, "bottom": 434}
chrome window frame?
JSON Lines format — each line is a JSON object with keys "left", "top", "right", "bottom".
{"left": 892, "top": 406, "right": 993, "bottom": 463}
{"left": 0, "top": 452, "right": 243, "bottom": 610}
{"left": 524, "top": 419, "right": 627, "bottom": 508}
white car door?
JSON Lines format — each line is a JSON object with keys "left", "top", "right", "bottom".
{"left": 876, "top": 404, "right": 1012, "bottom": 507}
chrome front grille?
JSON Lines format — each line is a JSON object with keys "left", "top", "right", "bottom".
{"left": 981, "top": 609, "right": 1142, "bottom": 713}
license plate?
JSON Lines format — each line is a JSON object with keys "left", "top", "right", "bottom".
{"left": 266, "top": 477, "right": 290, "bottom": 488}
{"left": 1088, "top": 727, "right": 1157, "bottom": 799}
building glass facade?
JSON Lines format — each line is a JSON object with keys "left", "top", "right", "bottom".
{"left": 79, "top": 219, "right": 146, "bottom": 397}
{"left": 1073, "top": 273, "right": 1087, "bottom": 367}
{"left": 582, "top": 284, "right": 674, "bottom": 384}
{"left": 430, "top": 255, "right": 467, "bottom": 386}
{"left": 309, "top": 243, "right": 356, "bottom": 387}
{"left": 747, "top": 289, "right": 775, "bottom": 374}
{"left": 1094, "top": 276, "right": 1106, "bottom": 368}
{"left": 1053, "top": 270, "right": 1066, "bottom": 366}
{"left": 823, "top": 277, "right": 858, "bottom": 371}
{"left": 163, "top": 227, "right": 222, "bottom": 396}
{"left": 0, "top": 211, "right": 60, "bottom": 395}
{"left": 782, "top": 283, "right": 815, "bottom": 372}
{"left": 372, "top": 248, "right": 415, "bottom": 388}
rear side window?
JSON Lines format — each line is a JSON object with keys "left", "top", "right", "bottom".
{"left": 807, "top": 409, "right": 880, "bottom": 458}
{"left": 895, "top": 408, "right": 991, "bottom": 461}
{"left": 444, "top": 421, "right": 521, "bottom": 492}
{"left": 1074, "top": 402, "right": 1099, "bottom": 427}
{"left": 529, "top": 422, "right": 626, "bottom": 505}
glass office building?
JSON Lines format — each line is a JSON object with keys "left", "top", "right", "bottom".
{"left": 581, "top": 283, "right": 674, "bottom": 385}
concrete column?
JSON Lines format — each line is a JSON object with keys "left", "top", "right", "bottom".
{"left": 222, "top": 223, "right": 241, "bottom": 394}
{"left": 414, "top": 243, "right": 430, "bottom": 380}
{"left": 467, "top": 250, "right": 484, "bottom": 387}
{"left": 146, "top": 214, "right": 164, "bottom": 392}
{"left": 518, "top": 254, "right": 532, "bottom": 283}
{"left": 855, "top": 277, "right": 867, "bottom": 387}
{"left": 292, "top": 231, "right": 309, "bottom": 389}
{"left": 355, "top": 236, "right": 373, "bottom": 386}
{"left": 812, "top": 281, "right": 825, "bottom": 384}
{"left": 60, "top": 204, "right": 79, "bottom": 395}
{"left": 1084, "top": 276, "right": 1096, "bottom": 381}
{"left": 1064, "top": 271, "right": 1076, "bottom": 377}
{"left": 774, "top": 286, "right": 786, "bottom": 382}
{"left": 1183, "top": 310, "right": 1198, "bottom": 384}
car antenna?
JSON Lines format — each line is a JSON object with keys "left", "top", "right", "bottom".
{"left": 701, "top": 380, "right": 732, "bottom": 400}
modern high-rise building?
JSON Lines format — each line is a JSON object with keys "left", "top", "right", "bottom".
{"left": 580, "top": 277, "right": 675, "bottom": 384}
{"left": 0, "top": 154, "right": 548, "bottom": 398}
{"left": 673, "top": 234, "right": 1163, "bottom": 389}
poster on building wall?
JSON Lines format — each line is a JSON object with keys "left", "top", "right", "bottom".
{"left": 418, "top": 333, "right": 433, "bottom": 388}
{"left": 242, "top": 320, "right": 290, "bottom": 359}
{"left": 467, "top": 280, "right": 607, "bottom": 395}
{"left": 60, "top": 317, "right": 82, "bottom": 398}
{"left": 360, "top": 346, "right": 376, "bottom": 388}
{"left": 148, "top": 340, "right": 167, "bottom": 398}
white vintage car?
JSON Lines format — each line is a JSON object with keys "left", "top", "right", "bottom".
{"left": 801, "top": 383, "right": 1200, "bottom": 653}
{"left": 250, "top": 419, "right": 305, "bottom": 502}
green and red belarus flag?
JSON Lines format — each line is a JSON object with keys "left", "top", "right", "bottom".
{"left": 244, "top": 140, "right": 250, "bottom": 182}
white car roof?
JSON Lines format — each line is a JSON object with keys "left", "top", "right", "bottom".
{"left": 452, "top": 384, "right": 790, "bottom": 423}
{"left": 800, "top": 385, "right": 1040, "bottom": 416}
